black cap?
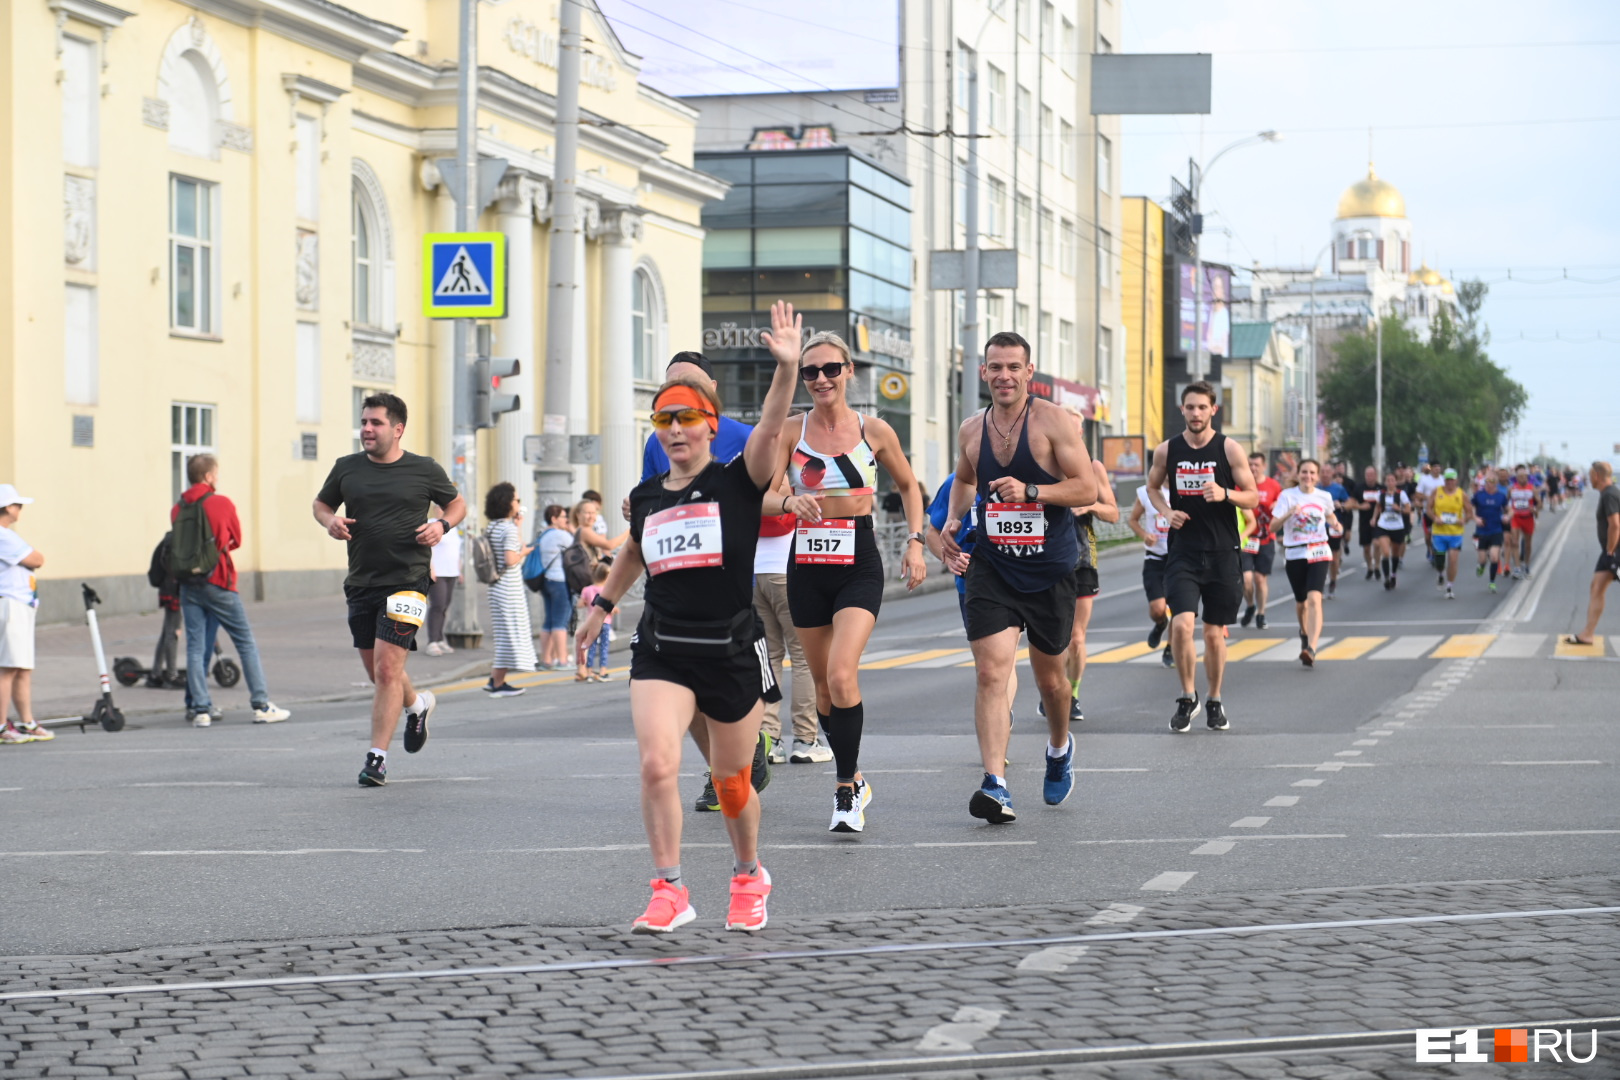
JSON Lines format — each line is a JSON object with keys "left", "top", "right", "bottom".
{"left": 667, "top": 351, "right": 714, "bottom": 379}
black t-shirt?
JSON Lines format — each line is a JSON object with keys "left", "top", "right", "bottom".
{"left": 1165, "top": 432, "right": 1240, "bottom": 553}
{"left": 316, "top": 451, "right": 458, "bottom": 588}
{"left": 1597, "top": 483, "right": 1620, "bottom": 553}
{"left": 629, "top": 455, "right": 764, "bottom": 622}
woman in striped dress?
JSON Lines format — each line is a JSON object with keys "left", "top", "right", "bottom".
{"left": 484, "top": 482, "right": 536, "bottom": 697}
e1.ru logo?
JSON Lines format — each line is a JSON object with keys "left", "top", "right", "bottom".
{"left": 1416, "top": 1028, "right": 1599, "bottom": 1064}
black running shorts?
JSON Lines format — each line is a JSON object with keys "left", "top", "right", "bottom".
{"left": 629, "top": 623, "right": 782, "bottom": 725}
{"left": 963, "top": 557, "right": 1079, "bottom": 657}
{"left": 1075, "top": 567, "right": 1100, "bottom": 598}
{"left": 1284, "top": 558, "right": 1330, "bottom": 602}
{"left": 1358, "top": 516, "right": 1377, "bottom": 549}
{"left": 1141, "top": 557, "right": 1166, "bottom": 603}
{"left": 1163, "top": 549, "right": 1243, "bottom": 627}
{"left": 1240, "top": 543, "right": 1276, "bottom": 576}
{"left": 1374, "top": 526, "right": 1406, "bottom": 545}
{"left": 786, "top": 526, "right": 884, "bottom": 628}
{"left": 345, "top": 578, "right": 431, "bottom": 651}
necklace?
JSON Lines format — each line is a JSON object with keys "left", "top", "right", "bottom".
{"left": 987, "top": 400, "right": 1029, "bottom": 451}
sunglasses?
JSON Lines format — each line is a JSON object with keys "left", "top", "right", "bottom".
{"left": 649, "top": 408, "right": 713, "bottom": 430}
{"left": 799, "top": 362, "right": 848, "bottom": 382}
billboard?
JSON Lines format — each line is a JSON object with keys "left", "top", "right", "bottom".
{"left": 1177, "top": 263, "right": 1232, "bottom": 359}
{"left": 1100, "top": 435, "right": 1147, "bottom": 478}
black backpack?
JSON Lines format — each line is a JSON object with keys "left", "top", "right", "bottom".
{"left": 168, "top": 493, "right": 221, "bottom": 584}
{"left": 561, "top": 534, "right": 597, "bottom": 596}
{"left": 147, "top": 532, "right": 175, "bottom": 590}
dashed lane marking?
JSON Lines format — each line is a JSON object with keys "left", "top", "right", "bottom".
{"left": 1264, "top": 796, "right": 1300, "bottom": 807}
{"left": 1290, "top": 779, "right": 1324, "bottom": 787}
{"left": 1016, "top": 945, "right": 1091, "bottom": 973}
{"left": 1368, "top": 634, "right": 1445, "bottom": 659}
{"left": 1313, "top": 636, "right": 1388, "bottom": 660}
{"left": 1140, "top": 871, "right": 1197, "bottom": 891}
{"left": 1353, "top": 739, "right": 1379, "bottom": 746}
{"left": 1085, "top": 641, "right": 1161, "bottom": 664}
{"left": 1084, "top": 903, "right": 1144, "bottom": 925}
{"left": 1191, "top": 841, "right": 1234, "bottom": 855}
{"left": 917, "top": 1006, "right": 1005, "bottom": 1052}
{"left": 1229, "top": 817, "right": 1271, "bottom": 829}
{"left": 860, "top": 648, "right": 966, "bottom": 670}
{"left": 1490, "top": 760, "right": 1603, "bottom": 766}
{"left": 1250, "top": 637, "right": 1333, "bottom": 661}
{"left": 1432, "top": 633, "right": 1495, "bottom": 658}
{"left": 1219, "top": 636, "right": 1290, "bottom": 661}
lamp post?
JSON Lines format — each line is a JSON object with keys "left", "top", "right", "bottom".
{"left": 1191, "top": 131, "right": 1280, "bottom": 380}
{"left": 1305, "top": 240, "right": 1334, "bottom": 458}
{"left": 956, "top": 1, "right": 1007, "bottom": 439}
{"left": 1371, "top": 308, "right": 1385, "bottom": 476}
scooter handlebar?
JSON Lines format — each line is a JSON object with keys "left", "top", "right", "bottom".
{"left": 81, "top": 583, "right": 102, "bottom": 609}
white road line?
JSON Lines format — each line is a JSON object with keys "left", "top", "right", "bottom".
{"left": 1291, "top": 779, "right": 1325, "bottom": 788}
{"left": 917, "top": 1006, "right": 1005, "bottom": 1052}
{"left": 1084, "top": 903, "right": 1144, "bottom": 925}
{"left": 1382, "top": 830, "right": 1620, "bottom": 839}
{"left": 0, "top": 787, "right": 22, "bottom": 792}
{"left": 1251, "top": 637, "right": 1335, "bottom": 661}
{"left": 31, "top": 747, "right": 299, "bottom": 755}
{"left": 1074, "top": 838, "right": 1208, "bottom": 846}
{"left": 134, "top": 848, "right": 427, "bottom": 856}
{"left": 1140, "top": 871, "right": 1197, "bottom": 892}
{"left": 1191, "top": 841, "right": 1234, "bottom": 855}
{"left": 1514, "top": 508, "right": 1582, "bottom": 622}
{"left": 1315, "top": 763, "right": 1344, "bottom": 771}
{"left": 1369, "top": 730, "right": 1394, "bottom": 736}
{"left": 1229, "top": 817, "right": 1271, "bottom": 829}
{"left": 821, "top": 769, "right": 943, "bottom": 775}
{"left": 123, "top": 782, "right": 264, "bottom": 788}
{"left": 1264, "top": 796, "right": 1300, "bottom": 807}
{"left": 913, "top": 841, "right": 1037, "bottom": 848}
{"left": 1353, "top": 739, "right": 1379, "bottom": 746}
{"left": 1369, "top": 635, "right": 1445, "bottom": 660}
{"left": 378, "top": 777, "right": 491, "bottom": 784}
{"left": 1221, "top": 834, "right": 1345, "bottom": 841}
{"left": 1334, "top": 750, "right": 1363, "bottom": 757}
{"left": 0, "top": 850, "right": 111, "bottom": 857}
{"left": 1016, "top": 945, "right": 1091, "bottom": 973}
{"left": 1492, "top": 760, "right": 1603, "bottom": 766}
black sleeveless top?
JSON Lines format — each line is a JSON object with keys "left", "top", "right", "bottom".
{"left": 1166, "top": 432, "right": 1240, "bottom": 553}
{"left": 973, "top": 403, "right": 1079, "bottom": 591}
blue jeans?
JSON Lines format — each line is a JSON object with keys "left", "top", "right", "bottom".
{"left": 586, "top": 624, "right": 611, "bottom": 670}
{"left": 180, "top": 582, "right": 270, "bottom": 711}
{"left": 540, "top": 578, "right": 572, "bottom": 633}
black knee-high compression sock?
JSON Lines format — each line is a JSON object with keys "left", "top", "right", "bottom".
{"left": 1488, "top": 560, "right": 1498, "bottom": 582}
{"left": 825, "top": 702, "right": 865, "bottom": 782}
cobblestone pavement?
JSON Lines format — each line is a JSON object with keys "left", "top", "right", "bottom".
{"left": 3, "top": 874, "right": 1615, "bottom": 1079}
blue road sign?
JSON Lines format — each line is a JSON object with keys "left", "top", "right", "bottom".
{"left": 423, "top": 232, "right": 506, "bottom": 319}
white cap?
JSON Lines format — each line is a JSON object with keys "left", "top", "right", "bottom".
{"left": 0, "top": 484, "right": 34, "bottom": 507}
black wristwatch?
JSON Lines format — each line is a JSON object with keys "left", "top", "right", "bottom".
{"left": 593, "top": 593, "right": 616, "bottom": 613}
{"left": 1024, "top": 482, "right": 1041, "bottom": 502}
{"left": 906, "top": 531, "right": 924, "bottom": 546}
{"left": 432, "top": 518, "right": 450, "bottom": 534}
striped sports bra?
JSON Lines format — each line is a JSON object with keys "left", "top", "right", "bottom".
{"left": 788, "top": 414, "right": 879, "bottom": 496}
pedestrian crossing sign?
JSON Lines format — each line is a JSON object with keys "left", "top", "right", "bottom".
{"left": 422, "top": 232, "right": 506, "bottom": 319}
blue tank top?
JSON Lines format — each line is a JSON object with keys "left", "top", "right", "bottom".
{"left": 973, "top": 403, "right": 1079, "bottom": 592}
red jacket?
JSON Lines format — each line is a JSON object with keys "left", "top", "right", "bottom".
{"left": 171, "top": 483, "right": 242, "bottom": 592}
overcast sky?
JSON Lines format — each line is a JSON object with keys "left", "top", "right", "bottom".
{"left": 597, "top": 0, "right": 1617, "bottom": 468}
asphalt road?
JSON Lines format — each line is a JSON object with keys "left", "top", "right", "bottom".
{"left": 5, "top": 498, "right": 1614, "bottom": 960}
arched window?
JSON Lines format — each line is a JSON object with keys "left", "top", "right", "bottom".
{"left": 352, "top": 187, "right": 374, "bottom": 326}
{"left": 168, "top": 51, "right": 218, "bottom": 157}
{"left": 631, "top": 267, "right": 658, "bottom": 382}
{"left": 349, "top": 163, "right": 393, "bottom": 332}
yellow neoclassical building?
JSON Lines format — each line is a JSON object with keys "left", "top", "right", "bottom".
{"left": 1, "top": 0, "right": 725, "bottom": 620}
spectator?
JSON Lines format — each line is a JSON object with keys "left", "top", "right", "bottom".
{"left": 172, "top": 455, "right": 290, "bottom": 727}
{"left": 1567, "top": 460, "right": 1620, "bottom": 647}
{"left": 571, "top": 498, "right": 627, "bottom": 562}
{"left": 533, "top": 503, "right": 573, "bottom": 669}
{"left": 0, "top": 484, "right": 49, "bottom": 744}
{"left": 483, "top": 482, "right": 536, "bottom": 696}
{"left": 577, "top": 562, "right": 613, "bottom": 682}
{"left": 423, "top": 517, "right": 463, "bottom": 656}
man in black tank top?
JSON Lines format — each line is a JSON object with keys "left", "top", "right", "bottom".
{"left": 1146, "top": 381, "right": 1259, "bottom": 735}
{"left": 942, "top": 332, "right": 1098, "bottom": 824}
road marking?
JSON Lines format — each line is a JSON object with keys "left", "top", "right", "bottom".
{"left": 1229, "top": 817, "right": 1271, "bottom": 828}
{"left": 1291, "top": 779, "right": 1324, "bottom": 787}
{"left": 1222, "top": 637, "right": 1290, "bottom": 661}
{"left": 134, "top": 848, "right": 426, "bottom": 856}
{"left": 1085, "top": 903, "right": 1144, "bottom": 925}
{"left": 0, "top": 850, "right": 111, "bottom": 857}
{"left": 957, "top": 647, "right": 1028, "bottom": 668}
{"left": 388, "top": 777, "right": 491, "bottom": 784}
{"left": 1382, "top": 830, "right": 1620, "bottom": 839}
{"left": 1491, "top": 760, "right": 1603, "bottom": 766}
{"left": 34, "top": 747, "right": 299, "bottom": 755}
{"left": 1191, "top": 841, "right": 1234, "bottom": 855}
{"left": 1432, "top": 634, "right": 1495, "bottom": 658}
{"left": 1554, "top": 636, "right": 1608, "bottom": 659}
{"left": 860, "top": 648, "right": 967, "bottom": 670}
{"left": 1314, "top": 636, "right": 1389, "bottom": 660}
{"left": 917, "top": 1006, "right": 1004, "bottom": 1052}
{"left": 852, "top": 648, "right": 917, "bottom": 667}
{"left": 1353, "top": 739, "right": 1379, "bottom": 746}
{"left": 1016, "top": 945, "right": 1091, "bottom": 973}
{"left": 1074, "top": 838, "right": 1209, "bottom": 846}
{"left": 1368, "top": 634, "right": 1445, "bottom": 660}
{"left": 0, "top": 787, "right": 20, "bottom": 792}
{"left": 903, "top": 650, "right": 975, "bottom": 669}
{"left": 1369, "top": 730, "right": 1394, "bottom": 736}
{"left": 1087, "top": 641, "right": 1161, "bottom": 664}
{"left": 1315, "top": 763, "right": 1344, "bottom": 772}
{"left": 1264, "top": 796, "right": 1300, "bottom": 807}
{"left": 912, "top": 840, "right": 1038, "bottom": 848}
{"left": 1083, "top": 639, "right": 1125, "bottom": 656}
{"left": 1334, "top": 750, "right": 1363, "bottom": 757}
{"left": 1140, "top": 871, "right": 1197, "bottom": 891}
{"left": 1249, "top": 638, "right": 1331, "bottom": 661}
{"left": 123, "top": 781, "right": 264, "bottom": 788}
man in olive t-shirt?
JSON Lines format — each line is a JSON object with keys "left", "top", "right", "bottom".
{"left": 1570, "top": 460, "right": 1620, "bottom": 647}
{"left": 313, "top": 393, "right": 464, "bottom": 787}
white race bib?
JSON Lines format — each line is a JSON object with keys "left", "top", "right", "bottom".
{"left": 984, "top": 503, "right": 1046, "bottom": 546}
{"left": 385, "top": 590, "right": 428, "bottom": 628}
{"left": 643, "top": 503, "right": 724, "bottom": 576}
{"left": 1242, "top": 535, "right": 1261, "bottom": 554}
{"left": 795, "top": 519, "right": 856, "bottom": 565}
{"left": 1440, "top": 512, "right": 1459, "bottom": 525}
{"left": 1175, "top": 464, "right": 1216, "bottom": 495}
{"left": 1305, "top": 541, "right": 1333, "bottom": 564}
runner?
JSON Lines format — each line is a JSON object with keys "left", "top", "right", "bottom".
{"left": 942, "top": 331, "right": 1097, "bottom": 821}
{"left": 312, "top": 393, "right": 464, "bottom": 787}
{"left": 1239, "top": 452, "right": 1280, "bottom": 630}
{"left": 1050, "top": 423, "right": 1115, "bottom": 724}
{"left": 1507, "top": 464, "right": 1541, "bottom": 579}
{"left": 1268, "top": 459, "right": 1340, "bottom": 666}
{"left": 1428, "top": 468, "right": 1469, "bottom": 599}
{"left": 1145, "top": 381, "right": 1259, "bottom": 734}
{"left": 1415, "top": 463, "right": 1444, "bottom": 560}
{"left": 1471, "top": 471, "right": 1509, "bottom": 591}
{"left": 1567, "top": 461, "right": 1620, "bottom": 647}
{"left": 1126, "top": 480, "right": 1174, "bottom": 666}
{"left": 1396, "top": 463, "right": 1419, "bottom": 575}
{"left": 1322, "top": 464, "right": 1353, "bottom": 598}
{"left": 775, "top": 330, "right": 927, "bottom": 833}
{"left": 1371, "top": 470, "right": 1413, "bottom": 590}
{"left": 1545, "top": 466, "right": 1562, "bottom": 512}
{"left": 573, "top": 300, "right": 800, "bottom": 934}
{"left": 1357, "top": 465, "right": 1383, "bottom": 579}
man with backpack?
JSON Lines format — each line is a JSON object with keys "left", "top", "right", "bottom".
{"left": 171, "top": 455, "right": 289, "bottom": 727}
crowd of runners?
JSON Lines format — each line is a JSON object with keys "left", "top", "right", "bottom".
{"left": 296, "top": 304, "right": 1606, "bottom": 936}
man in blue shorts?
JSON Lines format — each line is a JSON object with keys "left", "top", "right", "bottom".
{"left": 1471, "top": 472, "right": 1510, "bottom": 591}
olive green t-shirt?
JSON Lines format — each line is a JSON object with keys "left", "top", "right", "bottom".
{"left": 316, "top": 451, "right": 459, "bottom": 588}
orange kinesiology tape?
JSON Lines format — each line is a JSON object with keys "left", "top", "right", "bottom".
{"left": 715, "top": 767, "right": 753, "bottom": 818}
{"left": 652, "top": 385, "right": 719, "bottom": 432}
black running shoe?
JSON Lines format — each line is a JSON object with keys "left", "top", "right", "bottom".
{"left": 1161, "top": 645, "right": 1174, "bottom": 668}
{"left": 1240, "top": 605, "right": 1256, "bottom": 628}
{"left": 1206, "top": 700, "right": 1230, "bottom": 731}
{"left": 695, "top": 773, "right": 719, "bottom": 813}
{"left": 751, "top": 731, "right": 772, "bottom": 794}
{"left": 358, "top": 752, "right": 387, "bottom": 787}
{"left": 1147, "top": 620, "right": 1166, "bottom": 649}
{"left": 1385, "top": 574, "right": 1397, "bottom": 591}
{"left": 1366, "top": 567, "right": 1376, "bottom": 581}
{"left": 1069, "top": 697, "right": 1084, "bottom": 723}
{"left": 1255, "top": 614, "right": 1268, "bottom": 630}
{"left": 1170, "top": 694, "right": 1200, "bottom": 733}
{"left": 403, "top": 690, "right": 435, "bottom": 754}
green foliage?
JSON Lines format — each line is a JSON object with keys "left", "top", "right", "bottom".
{"left": 1320, "top": 282, "right": 1526, "bottom": 469}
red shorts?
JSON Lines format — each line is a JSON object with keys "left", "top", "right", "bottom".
{"left": 1510, "top": 514, "right": 1535, "bottom": 535}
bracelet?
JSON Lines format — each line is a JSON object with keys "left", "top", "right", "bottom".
{"left": 593, "top": 593, "right": 616, "bottom": 613}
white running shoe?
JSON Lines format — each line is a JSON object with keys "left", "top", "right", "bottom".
{"left": 790, "top": 739, "right": 834, "bottom": 764}
{"left": 253, "top": 703, "right": 291, "bottom": 724}
{"left": 828, "top": 777, "right": 872, "bottom": 833}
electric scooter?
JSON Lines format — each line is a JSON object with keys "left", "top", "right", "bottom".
{"left": 79, "top": 584, "right": 125, "bottom": 732}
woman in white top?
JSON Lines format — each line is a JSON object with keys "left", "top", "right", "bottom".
{"left": 1268, "top": 460, "right": 1342, "bottom": 667}
{"left": 1127, "top": 484, "right": 1173, "bottom": 663}
{"left": 1370, "top": 470, "right": 1413, "bottom": 591}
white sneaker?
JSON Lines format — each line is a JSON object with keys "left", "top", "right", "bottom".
{"left": 436, "top": 640, "right": 455, "bottom": 654}
{"left": 253, "top": 703, "right": 291, "bottom": 724}
{"left": 189, "top": 712, "right": 211, "bottom": 728}
{"left": 422, "top": 641, "right": 442, "bottom": 657}
{"left": 767, "top": 738, "right": 787, "bottom": 765}
{"left": 828, "top": 777, "right": 872, "bottom": 833}
{"left": 790, "top": 739, "right": 834, "bottom": 764}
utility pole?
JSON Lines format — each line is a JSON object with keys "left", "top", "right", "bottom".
{"left": 1373, "top": 311, "right": 1385, "bottom": 476}
{"left": 446, "top": 0, "right": 482, "bottom": 647}
{"left": 959, "top": 54, "right": 981, "bottom": 440}
{"left": 536, "top": 0, "right": 582, "bottom": 515}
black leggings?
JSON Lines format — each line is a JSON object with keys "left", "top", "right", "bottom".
{"left": 426, "top": 576, "right": 457, "bottom": 643}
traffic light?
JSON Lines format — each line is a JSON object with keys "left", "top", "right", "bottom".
{"left": 472, "top": 325, "right": 521, "bottom": 429}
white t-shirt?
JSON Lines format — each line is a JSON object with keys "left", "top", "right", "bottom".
{"left": 1273, "top": 487, "right": 1337, "bottom": 560}
{"left": 754, "top": 530, "right": 792, "bottom": 575}
{"left": 0, "top": 526, "right": 37, "bottom": 606}
{"left": 1136, "top": 486, "right": 1171, "bottom": 558}
{"left": 1375, "top": 490, "right": 1410, "bottom": 531}
{"left": 430, "top": 522, "right": 464, "bottom": 579}
{"left": 1416, "top": 473, "right": 1443, "bottom": 503}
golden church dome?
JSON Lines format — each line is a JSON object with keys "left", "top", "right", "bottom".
{"left": 1336, "top": 165, "right": 1406, "bottom": 220}
{"left": 1408, "top": 264, "right": 1446, "bottom": 287}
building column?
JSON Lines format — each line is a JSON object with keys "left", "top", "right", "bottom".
{"left": 572, "top": 199, "right": 601, "bottom": 499}
{"left": 423, "top": 165, "right": 457, "bottom": 466}
{"left": 494, "top": 176, "right": 543, "bottom": 492}
{"left": 598, "top": 207, "right": 642, "bottom": 526}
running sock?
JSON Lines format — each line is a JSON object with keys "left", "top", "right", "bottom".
{"left": 402, "top": 693, "right": 419, "bottom": 713}
{"left": 1489, "top": 561, "right": 1499, "bottom": 582}
{"left": 1069, "top": 677, "right": 1080, "bottom": 697}
{"left": 733, "top": 859, "right": 758, "bottom": 877}
{"left": 1380, "top": 555, "right": 1392, "bottom": 578}
{"left": 655, "top": 865, "right": 682, "bottom": 886}
{"left": 986, "top": 773, "right": 1007, "bottom": 789}
{"left": 369, "top": 747, "right": 387, "bottom": 761}
{"left": 825, "top": 702, "right": 864, "bottom": 783}
{"left": 1047, "top": 741, "right": 1069, "bottom": 758}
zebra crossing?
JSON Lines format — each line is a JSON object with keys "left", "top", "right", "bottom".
{"left": 855, "top": 633, "right": 1611, "bottom": 671}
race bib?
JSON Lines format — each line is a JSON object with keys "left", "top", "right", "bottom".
{"left": 385, "top": 590, "right": 427, "bottom": 628}
{"left": 1440, "top": 512, "right": 1459, "bottom": 525}
{"left": 795, "top": 519, "right": 855, "bottom": 565}
{"left": 1242, "top": 535, "right": 1261, "bottom": 554}
{"left": 1175, "top": 464, "right": 1216, "bottom": 495}
{"left": 643, "top": 503, "right": 724, "bottom": 576}
{"left": 1305, "top": 542, "right": 1333, "bottom": 564}
{"left": 984, "top": 503, "right": 1046, "bottom": 546}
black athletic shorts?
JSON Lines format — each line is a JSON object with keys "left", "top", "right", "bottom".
{"left": 1326, "top": 535, "right": 1342, "bottom": 553}
{"left": 629, "top": 623, "right": 782, "bottom": 725}
{"left": 786, "top": 524, "right": 884, "bottom": 627}
{"left": 963, "top": 557, "right": 1079, "bottom": 657}
{"left": 1476, "top": 532, "right": 1504, "bottom": 551}
{"left": 1596, "top": 553, "right": 1619, "bottom": 576}
{"left": 1142, "top": 557, "right": 1166, "bottom": 603}
{"left": 1358, "top": 517, "right": 1377, "bottom": 548}
{"left": 1164, "top": 549, "right": 1243, "bottom": 627}
{"left": 1240, "top": 543, "right": 1276, "bottom": 576}
{"left": 1285, "top": 558, "right": 1330, "bottom": 602}
{"left": 345, "top": 578, "right": 431, "bottom": 651}
{"left": 1075, "top": 567, "right": 1100, "bottom": 598}
{"left": 1374, "top": 526, "right": 1406, "bottom": 545}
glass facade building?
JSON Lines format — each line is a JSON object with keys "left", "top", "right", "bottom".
{"left": 697, "top": 148, "right": 914, "bottom": 458}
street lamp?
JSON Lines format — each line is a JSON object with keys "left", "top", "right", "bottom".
{"left": 1191, "top": 130, "right": 1281, "bottom": 380}
{"left": 1369, "top": 307, "right": 1385, "bottom": 476}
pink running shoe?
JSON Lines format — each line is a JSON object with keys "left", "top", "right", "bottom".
{"left": 725, "top": 864, "right": 772, "bottom": 931}
{"left": 632, "top": 879, "right": 695, "bottom": 934}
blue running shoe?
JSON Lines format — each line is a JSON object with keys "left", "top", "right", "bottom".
{"left": 1043, "top": 734, "right": 1075, "bottom": 805}
{"left": 969, "top": 773, "right": 1017, "bottom": 824}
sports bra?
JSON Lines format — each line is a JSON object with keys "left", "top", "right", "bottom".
{"left": 788, "top": 414, "right": 879, "bottom": 496}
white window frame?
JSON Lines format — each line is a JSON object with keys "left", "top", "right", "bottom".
{"left": 956, "top": 42, "right": 974, "bottom": 107}
{"left": 985, "top": 293, "right": 1005, "bottom": 329}
{"left": 295, "top": 114, "right": 320, "bottom": 222}
{"left": 169, "top": 175, "right": 218, "bottom": 336}
{"left": 171, "top": 401, "right": 216, "bottom": 502}
{"left": 986, "top": 65, "right": 1005, "bottom": 131}
{"left": 1015, "top": 193, "right": 1033, "bottom": 250}
{"left": 1040, "top": 106, "right": 1055, "bottom": 165}
{"left": 1016, "top": 0, "right": 1031, "bottom": 38}
{"left": 1060, "top": 120, "right": 1076, "bottom": 177}
{"left": 1039, "top": 206, "right": 1055, "bottom": 266}
{"left": 632, "top": 267, "right": 659, "bottom": 382}
{"left": 1040, "top": 2, "right": 1054, "bottom": 55}
{"left": 1098, "top": 326, "right": 1114, "bottom": 385}
{"left": 1059, "top": 218, "right": 1076, "bottom": 277}
{"left": 1058, "top": 319, "right": 1074, "bottom": 371}
{"left": 986, "top": 176, "right": 1007, "bottom": 239}
{"left": 1098, "top": 134, "right": 1113, "bottom": 195}
{"left": 1039, "top": 311, "right": 1052, "bottom": 362}
{"left": 1097, "top": 228, "right": 1113, "bottom": 291}
{"left": 1015, "top": 302, "right": 1030, "bottom": 338}
{"left": 62, "top": 35, "right": 99, "bottom": 169}
{"left": 1015, "top": 85, "right": 1032, "bottom": 154}
{"left": 352, "top": 186, "right": 376, "bottom": 327}
{"left": 1061, "top": 18, "right": 1076, "bottom": 77}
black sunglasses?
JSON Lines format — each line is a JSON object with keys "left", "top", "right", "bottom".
{"left": 799, "top": 361, "right": 848, "bottom": 382}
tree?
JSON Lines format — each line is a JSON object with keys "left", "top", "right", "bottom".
{"left": 1319, "top": 282, "right": 1526, "bottom": 470}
